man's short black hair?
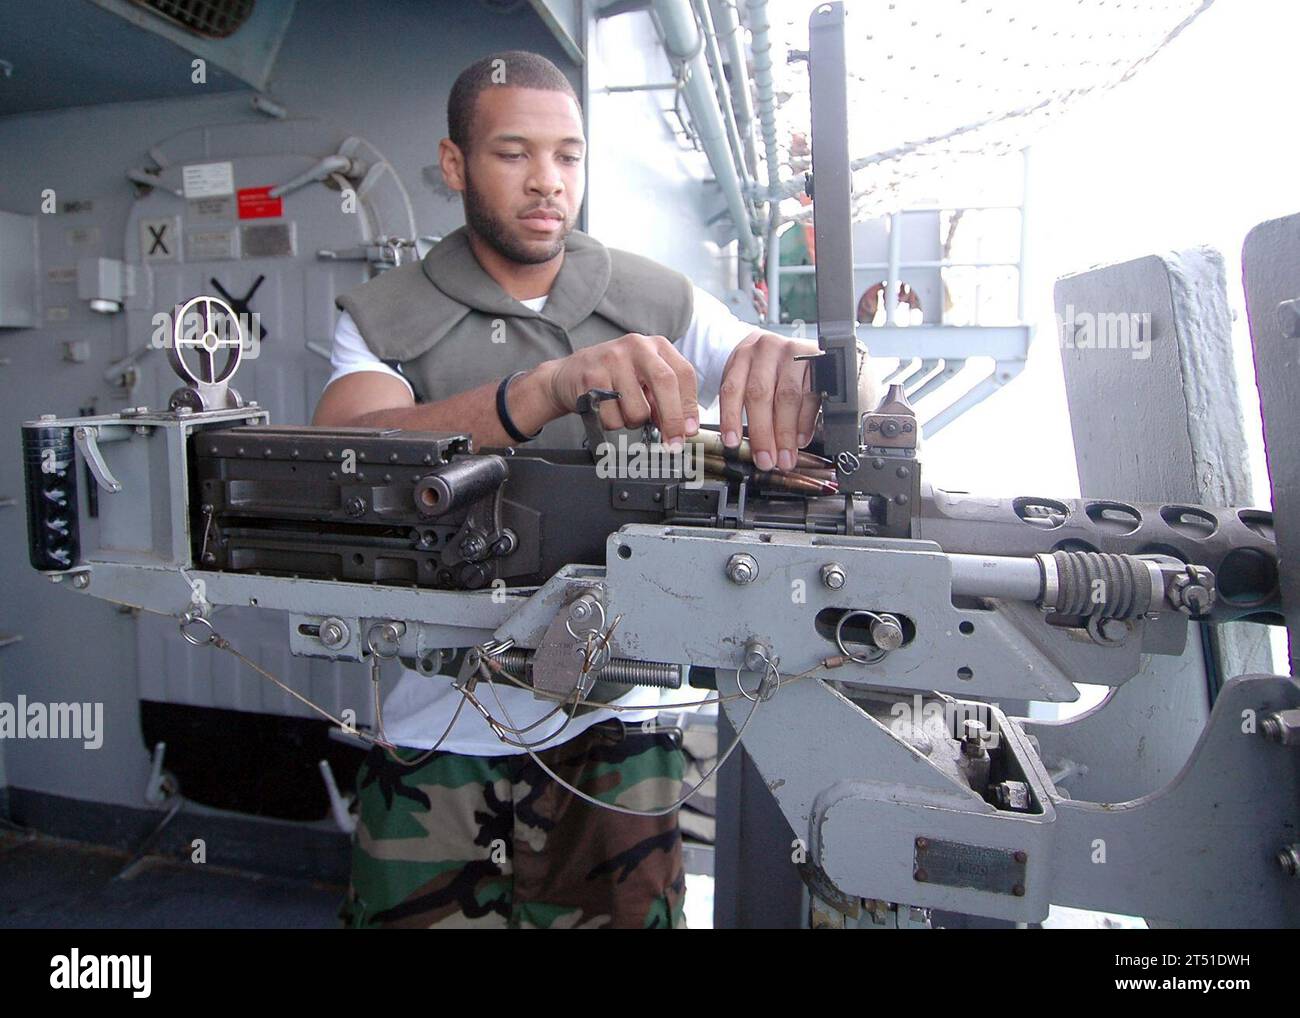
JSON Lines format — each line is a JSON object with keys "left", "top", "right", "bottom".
{"left": 447, "top": 50, "right": 582, "bottom": 153}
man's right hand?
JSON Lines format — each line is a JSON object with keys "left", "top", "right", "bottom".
{"left": 534, "top": 333, "right": 701, "bottom": 445}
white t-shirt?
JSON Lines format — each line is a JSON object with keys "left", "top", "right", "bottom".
{"left": 325, "top": 285, "right": 756, "bottom": 755}
{"left": 328, "top": 288, "right": 752, "bottom": 410}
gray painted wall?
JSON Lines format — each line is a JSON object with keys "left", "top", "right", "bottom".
{"left": 0, "top": 0, "right": 733, "bottom": 811}
{"left": 586, "top": 5, "right": 743, "bottom": 294}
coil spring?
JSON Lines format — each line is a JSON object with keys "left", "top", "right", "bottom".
{"left": 489, "top": 648, "right": 682, "bottom": 688}
{"left": 1050, "top": 550, "right": 1153, "bottom": 619}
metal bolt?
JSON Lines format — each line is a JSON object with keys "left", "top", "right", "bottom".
{"left": 820, "top": 562, "right": 846, "bottom": 590}
{"left": 569, "top": 595, "right": 599, "bottom": 624}
{"left": 1277, "top": 298, "right": 1300, "bottom": 340}
{"left": 961, "top": 719, "right": 988, "bottom": 757}
{"left": 1086, "top": 615, "right": 1131, "bottom": 647}
{"left": 1098, "top": 617, "right": 1129, "bottom": 642}
{"left": 1260, "top": 709, "right": 1300, "bottom": 746}
{"left": 1279, "top": 844, "right": 1300, "bottom": 877}
{"left": 319, "top": 617, "right": 349, "bottom": 649}
{"left": 1168, "top": 566, "right": 1216, "bottom": 616}
{"left": 870, "top": 613, "right": 904, "bottom": 651}
{"left": 742, "top": 638, "right": 772, "bottom": 673}
{"left": 994, "top": 780, "right": 1031, "bottom": 811}
{"left": 458, "top": 562, "right": 491, "bottom": 588}
{"left": 726, "top": 553, "right": 759, "bottom": 585}
{"left": 1182, "top": 585, "right": 1211, "bottom": 615}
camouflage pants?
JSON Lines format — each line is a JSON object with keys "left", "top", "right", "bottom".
{"left": 340, "top": 719, "right": 687, "bottom": 928}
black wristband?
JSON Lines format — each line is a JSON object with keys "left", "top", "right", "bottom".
{"left": 496, "top": 371, "right": 541, "bottom": 444}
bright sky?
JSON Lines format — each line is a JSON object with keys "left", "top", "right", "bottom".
{"left": 925, "top": 0, "right": 1299, "bottom": 504}
{"left": 768, "top": 0, "right": 1218, "bottom": 221}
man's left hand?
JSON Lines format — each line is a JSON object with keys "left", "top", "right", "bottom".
{"left": 717, "top": 331, "right": 822, "bottom": 472}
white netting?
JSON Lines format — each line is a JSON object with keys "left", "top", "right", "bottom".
{"left": 757, "top": 0, "right": 1215, "bottom": 220}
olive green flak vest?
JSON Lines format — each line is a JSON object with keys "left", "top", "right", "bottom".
{"left": 335, "top": 226, "right": 695, "bottom": 450}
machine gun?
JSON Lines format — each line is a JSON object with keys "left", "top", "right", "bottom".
{"left": 21, "top": 2, "right": 1298, "bottom": 927}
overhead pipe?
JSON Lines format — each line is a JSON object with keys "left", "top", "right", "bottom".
{"left": 745, "top": 0, "right": 787, "bottom": 321}
{"left": 649, "top": 0, "right": 761, "bottom": 264}
{"left": 766, "top": 211, "right": 783, "bottom": 324}
{"left": 745, "top": 0, "right": 784, "bottom": 202}
{"left": 691, "top": 0, "right": 755, "bottom": 203}
{"left": 711, "top": 0, "right": 760, "bottom": 181}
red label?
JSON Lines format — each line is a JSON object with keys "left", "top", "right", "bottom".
{"left": 237, "top": 186, "right": 283, "bottom": 220}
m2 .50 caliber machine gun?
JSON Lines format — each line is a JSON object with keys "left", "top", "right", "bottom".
{"left": 23, "top": 3, "right": 1297, "bottom": 927}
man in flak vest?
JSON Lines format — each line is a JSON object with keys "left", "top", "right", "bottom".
{"left": 315, "top": 50, "right": 830, "bottom": 928}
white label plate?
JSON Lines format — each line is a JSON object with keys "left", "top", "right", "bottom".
{"left": 182, "top": 162, "right": 235, "bottom": 199}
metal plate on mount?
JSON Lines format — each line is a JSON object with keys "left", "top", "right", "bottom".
{"left": 913, "top": 837, "right": 1027, "bottom": 896}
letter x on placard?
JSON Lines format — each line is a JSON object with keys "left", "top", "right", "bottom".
{"left": 147, "top": 223, "right": 170, "bottom": 257}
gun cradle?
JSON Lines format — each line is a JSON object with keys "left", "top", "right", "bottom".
{"left": 25, "top": 409, "right": 1281, "bottom": 703}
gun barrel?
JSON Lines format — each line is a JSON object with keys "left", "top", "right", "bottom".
{"left": 921, "top": 486, "right": 1280, "bottom": 624}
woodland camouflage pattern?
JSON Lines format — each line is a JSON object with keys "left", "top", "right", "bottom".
{"left": 340, "top": 720, "right": 687, "bottom": 928}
